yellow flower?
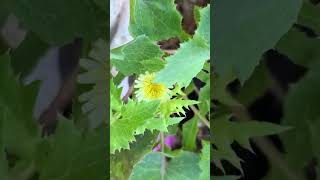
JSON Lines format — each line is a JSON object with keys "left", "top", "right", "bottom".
{"left": 135, "top": 72, "right": 169, "bottom": 101}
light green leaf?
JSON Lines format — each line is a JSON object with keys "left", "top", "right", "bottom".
{"left": 111, "top": 100, "right": 160, "bottom": 153}
{"left": 160, "top": 98, "right": 198, "bottom": 118}
{"left": 199, "top": 142, "right": 210, "bottom": 180}
{"left": 136, "top": 117, "right": 184, "bottom": 135}
{"left": 111, "top": 35, "right": 165, "bottom": 76}
{"left": 129, "top": 0, "right": 187, "bottom": 41}
{"left": 182, "top": 117, "right": 198, "bottom": 151}
{"left": 129, "top": 151, "right": 201, "bottom": 180}
{"left": 155, "top": 6, "right": 210, "bottom": 87}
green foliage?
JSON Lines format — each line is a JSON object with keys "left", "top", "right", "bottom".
{"left": 6, "top": 0, "right": 108, "bottom": 44}
{"left": 212, "top": 116, "right": 290, "bottom": 172}
{"left": 129, "top": 151, "right": 201, "bottom": 180}
{"left": 155, "top": 6, "right": 210, "bottom": 87}
{"left": 110, "top": 100, "right": 160, "bottom": 153}
{"left": 78, "top": 39, "right": 108, "bottom": 129}
{"left": 213, "top": 0, "right": 320, "bottom": 179}
{"left": 129, "top": 0, "right": 187, "bottom": 41}
{"left": 213, "top": 0, "right": 302, "bottom": 83}
{"left": 111, "top": 35, "right": 165, "bottom": 76}
{"left": 0, "top": 52, "right": 107, "bottom": 179}
{"left": 111, "top": 0, "right": 210, "bottom": 179}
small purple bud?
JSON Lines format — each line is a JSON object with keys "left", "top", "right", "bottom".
{"left": 152, "top": 135, "right": 177, "bottom": 152}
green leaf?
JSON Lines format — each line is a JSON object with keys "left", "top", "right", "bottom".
{"left": 38, "top": 119, "right": 107, "bottom": 180}
{"left": 111, "top": 131, "right": 158, "bottom": 180}
{"left": 199, "top": 142, "right": 210, "bottom": 180}
{"left": 182, "top": 117, "right": 198, "bottom": 151}
{"left": 136, "top": 117, "right": 184, "bottom": 135}
{"left": 213, "top": 0, "right": 302, "bottom": 83}
{"left": 78, "top": 39, "right": 107, "bottom": 129}
{"left": 212, "top": 115, "right": 290, "bottom": 172}
{"left": 129, "top": 0, "right": 187, "bottom": 41}
{"left": 110, "top": 79, "right": 122, "bottom": 112}
{"left": 111, "top": 35, "right": 165, "bottom": 76}
{"left": 298, "top": 2, "right": 320, "bottom": 34}
{"left": 155, "top": 6, "right": 210, "bottom": 87}
{"left": 111, "top": 100, "right": 160, "bottom": 153}
{"left": 276, "top": 28, "right": 320, "bottom": 67}
{"left": 129, "top": 151, "right": 201, "bottom": 180}
{"left": 0, "top": 53, "right": 40, "bottom": 160}
{"left": 9, "top": 0, "right": 108, "bottom": 44}
{"left": 160, "top": 98, "right": 198, "bottom": 118}
{"left": 280, "top": 62, "right": 320, "bottom": 178}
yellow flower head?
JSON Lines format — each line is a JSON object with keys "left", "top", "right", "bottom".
{"left": 135, "top": 72, "right": 169, "bottom": 101}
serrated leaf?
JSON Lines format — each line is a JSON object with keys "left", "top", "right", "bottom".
{"left": 213, "top": 0, "right": 302, "bottom": 83}
{"left": 155, "top": 6, "right": 210, "bottom": 87}
{"left": 136, "top": 117, "right": 184, "bottom": 135}
{"left": 111, "top": 100, "right": 160, "bottom": 153}
{"left": 78, "top": 39, "right": 107, "bottom": 129}
{"left": 129, "top": 151, "right": 201, "bottom": 180}
{"left": 212, "top": 115, "right": 290, "bottom": 172}
{"left": 38, "top": 119, "right": 107, "bottom": 180}
{"left": 160, "top": 98, "right": 198, "bottom": 118}
{"left": 111, "top": 131, "right": 158, "bottom": 180}
{"left": 111, "top": 35, "right": 165, "bottom": 76}
{"left": 129, "top": 0, "right": 187, "bottom": 41}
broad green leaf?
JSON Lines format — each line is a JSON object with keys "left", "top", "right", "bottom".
{"left": 199, "top": 142, "right": 210, "bottom": 180}
{"left": 129, "top": 151, "right": 201, "bottom": 180}
{"left": 111, "top": 100, "right": 160, "bottom": 153}
{"left": 111, "top": 35, "right": 165, "bottom": 76}
{"left": 212, "top": 115, "right": 290, "bottom": 172}
{"left": 78, "top": 39, "right": 107, "bottom": 129}
{"left": 155, "top": 6, "right": 210, "bottom": 87}
{"left": 129, "top": 0, "right": 187, "bottom": 41}
{"left": 9, "top": 0, "right": 108, "bottom": 44}
{"left": 213, "top": 0, "right": 302, "bottom": 83}
{"left": 38, "top": 119, "right": 107, "bottom": 180}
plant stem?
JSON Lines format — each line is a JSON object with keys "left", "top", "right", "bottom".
{"left": 160, "top": 132, "right": 166, "bottom": 180}
{"left": 183, "top": 96, "right": 210, "bottom": 128}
